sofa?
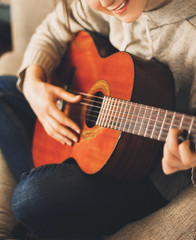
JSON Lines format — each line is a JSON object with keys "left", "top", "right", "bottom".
{"left": 0, "top": 0, "right": 195, "bottom": 239}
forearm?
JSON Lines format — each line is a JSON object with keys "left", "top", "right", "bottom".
{"left": 23, "top": 65, "right": 46, "bottom": 97}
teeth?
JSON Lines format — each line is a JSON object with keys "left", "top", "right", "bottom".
{"left": 115, "top": 0, "right": 127, "bottom": 11}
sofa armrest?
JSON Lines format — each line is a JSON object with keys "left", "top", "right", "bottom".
{"left": 0, "top": 51, "right": 23, "bottom": 75}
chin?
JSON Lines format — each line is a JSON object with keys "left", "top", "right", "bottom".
{"left": 114, "top": 8, "right": 144, "bottom": 23}
{"left": 116, "top": 14, "right": 142, "bottom": 23}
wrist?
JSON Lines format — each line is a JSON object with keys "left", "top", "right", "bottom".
{"left": 25, "top": 65, "right": 46, "bottom": 82}
{"left": 23, "top": 65, "right": 46, "bottom": 96}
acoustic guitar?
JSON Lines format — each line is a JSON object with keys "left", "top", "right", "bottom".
{"left": 32, "top": 31, "right": 196, "bottom": 183}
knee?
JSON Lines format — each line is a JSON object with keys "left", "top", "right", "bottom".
{"left": 11, "top": 172, "right": 39, "bottom": 224}
{"left": 10, "top": 164, "right": 72, "bottom": 223}
{"left": 10, "top": 166, "right": 54, "bottom": 223}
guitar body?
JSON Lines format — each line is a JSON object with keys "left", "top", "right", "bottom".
{"left": 33, "top": 31, "right": 175, "bottom": 183}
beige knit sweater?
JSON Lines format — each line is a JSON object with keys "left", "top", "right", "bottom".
{"left": 17, "top": 0, "right": 196, "bottom": 200}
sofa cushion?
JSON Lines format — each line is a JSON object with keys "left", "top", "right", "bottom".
{"left": 106, "top": 185, "right": 196, "bottom": 240}
{"left": 0, "top": 149, "right": 17, "bottom": 239}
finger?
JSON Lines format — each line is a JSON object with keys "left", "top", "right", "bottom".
{"left": 53, "top": 86, "right": 82, "bottom": 103}
{"left": 162, "top": 139, "right": 196, "bottom": 174}
{"left": 43, "top": 114, "right": 79, "bottom": 144}
{"left": 179, "top": 140, "right": 196, "bottom": 168}
{"left": 162, "top": 143, "right": 180, "bottom": 174}
{"left": 166, "top": 128, "right": 183, "bottom": 158}
{"left": 162, "top": 156, "right": 179, "bottom": 174}
{"left": 48, "top": 103, "right": 81, "bottom": 134}
{"left": 49, "top": 130, "right": 73, "bottom": 146}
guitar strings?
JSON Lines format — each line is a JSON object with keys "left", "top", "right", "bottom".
{"left": 81, "top": 98, "right": 196, "bottom": 130}
{"left": 70, "top": 90, "right": 195, "bottom": 123}
{"left": 63, "top": 91, "right": 196, "bottom": 134}
{"left": 70, "top": 99, "right": 196, "bottom": 135}
{"left": 71, "top": 90, "right": 195, "bottom": 125}
{"left": 68, "top": 101, "right": 196, "bottom": 138}
{"left": 66, "top": 108, "right": 183, "bottom": 143}
{"left": 76, "top": 94, "right": 196, "bottom": 130}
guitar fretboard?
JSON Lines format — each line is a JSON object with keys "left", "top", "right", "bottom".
{"left": 96, "top": 96, "right": 196, "bottom": 144}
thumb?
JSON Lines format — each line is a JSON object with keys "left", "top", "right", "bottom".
{"left": 54, "top": 86, "right": 82, "bottom": 103}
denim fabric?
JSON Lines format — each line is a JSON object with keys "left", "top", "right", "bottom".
{"left": 11, "top": 162, "right": 168, "bottom": 237}
{"left": 0, "top": 76, "right": 168, "bottom": 238}
{"left": 0, "top": 76, "right": 35, "bottom": 179}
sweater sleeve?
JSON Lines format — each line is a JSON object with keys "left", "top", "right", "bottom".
{"left": 17, "top": 2, "right": 72, "bottom": 90}
{"left": 17, "top": 0, "right": 109, "bottom": 91}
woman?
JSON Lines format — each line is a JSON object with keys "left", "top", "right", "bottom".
{"left": 0, "top": 0, "right": 195, "bottom": 237}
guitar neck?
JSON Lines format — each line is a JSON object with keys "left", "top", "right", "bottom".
{"left": 96, "top": 96, "right": 196, "bottom": 144}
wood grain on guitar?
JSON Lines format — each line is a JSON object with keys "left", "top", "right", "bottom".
{"left": 33, "top": 31, "right": 195, "bottom": 183}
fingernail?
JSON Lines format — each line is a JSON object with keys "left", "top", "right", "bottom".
{"left": 76, "top": 129, "right": 81, "bottom": 134}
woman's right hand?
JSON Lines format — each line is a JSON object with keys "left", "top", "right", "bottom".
{"left": 23, "top": 65, "right": 82, "bottom": 146}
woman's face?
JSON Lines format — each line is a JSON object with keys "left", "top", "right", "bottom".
{"left": 85, "top": 0, "right": 148, "bottom": 23}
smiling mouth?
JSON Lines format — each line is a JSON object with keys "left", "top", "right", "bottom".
{"left": 113, "top": 0, "right": 127, "bottom": 11}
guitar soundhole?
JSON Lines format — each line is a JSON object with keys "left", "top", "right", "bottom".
{"left": 86, "top": 91, "right": 104, "bottom": 128}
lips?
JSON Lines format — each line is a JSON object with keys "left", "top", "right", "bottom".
{"left": 108, "top": 0, "right": 128, "bottom": 14}
{"left": 113, "top": 0, "right": 127, "bottom": 11}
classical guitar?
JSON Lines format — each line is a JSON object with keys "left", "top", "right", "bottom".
{"left": 33, "top": 31, "right": 196, "bottom": 183}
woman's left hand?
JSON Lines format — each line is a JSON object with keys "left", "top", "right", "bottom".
{"left": 162, "top": 128, "right": 196, "bottom": 174}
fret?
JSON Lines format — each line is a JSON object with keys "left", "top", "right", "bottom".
{"left": 113, "top": 98, "right": 121, "bottom": 130}
{"left": 163, "top": 111, "right": 173, "bottom": 133}
{"left": 138, "top": 105, "right": 147, "bottom": 136}
{"left": 126, "top": 102, "right": 135, "bottom": 133}
{"left": 102, "top": 96, "right": 110, "bottom": 127}
{"left": 144, "top": 106, "right": 153, "bottom": 138}
{"left": 118, "top": 100, "right": 125, "bottom": 131}
{"left": 179, "top": 113, "right": 185, "bottom": 129}
{"left": 170, "top": 112, "right": 176, "bottom": 130}
{"left": 182, "top": 115, "right": 194, "bottom": 131}
{"left": 122, "top": 101, "right": 128, "bottom": 131}
{"left": 133, "top": 103, "right": 142, "bottom": 134}
{"left": 101, "top": 96, "right": 110, "bottom": 127}
{"left": 158, "top": 110, "right": 167, "bottom": 141}
{"left": 96, "top": 96, "right": 107, "bottom": 126}
{"left": 106, "top": 97, "right": 115, "bottom": 128}
{"left": 97, "top": 96, "right": 196, "bottom": 145}
{"left": 138, "top": 106, "right": 151, "bottom": 136}
{"left": 151, "top": 108, "right": 161, "bottom": 139}
{"left": 172, "top": 112, "right": 183, "bottom": 129}
{"left": 109, "top": 98, "right": 117, "bottom": 129}
{"left": 128, "top": 102, "right": 137, "bottom": 133}
{"left": 131, "top": 103, "right": 138, "bottom": 133}
{"left": 188, "top": 116, "right": 194, "bottom": 135}
{"left": 138, "top": 105, "right": 146, "bottom": 134}
{"left": 115, "top": 99, "right": 123, "bottom": 130}
{"left": 104, "top": 97, "right": 113, "bottom": 128}
{"left": 136, "top": 105, "right": 148, "bottom": 136}
{"left": 164, "top": 111, "right": 173, "bottom": 126}
{"left": 152, "top": 109, "right": 164, "bottom": 140}
{"left": 150, "top": 108, "right": 159, "bottom": 139}
{"left": 123, "top": 101, "right": 132, "bottom": 132}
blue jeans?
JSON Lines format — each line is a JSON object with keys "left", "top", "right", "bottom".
{"left": 0, "top": 76, "right": 35, "bottom": 179}
{"left": 0, "top": 76, "right": 168, "bottom": 238}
